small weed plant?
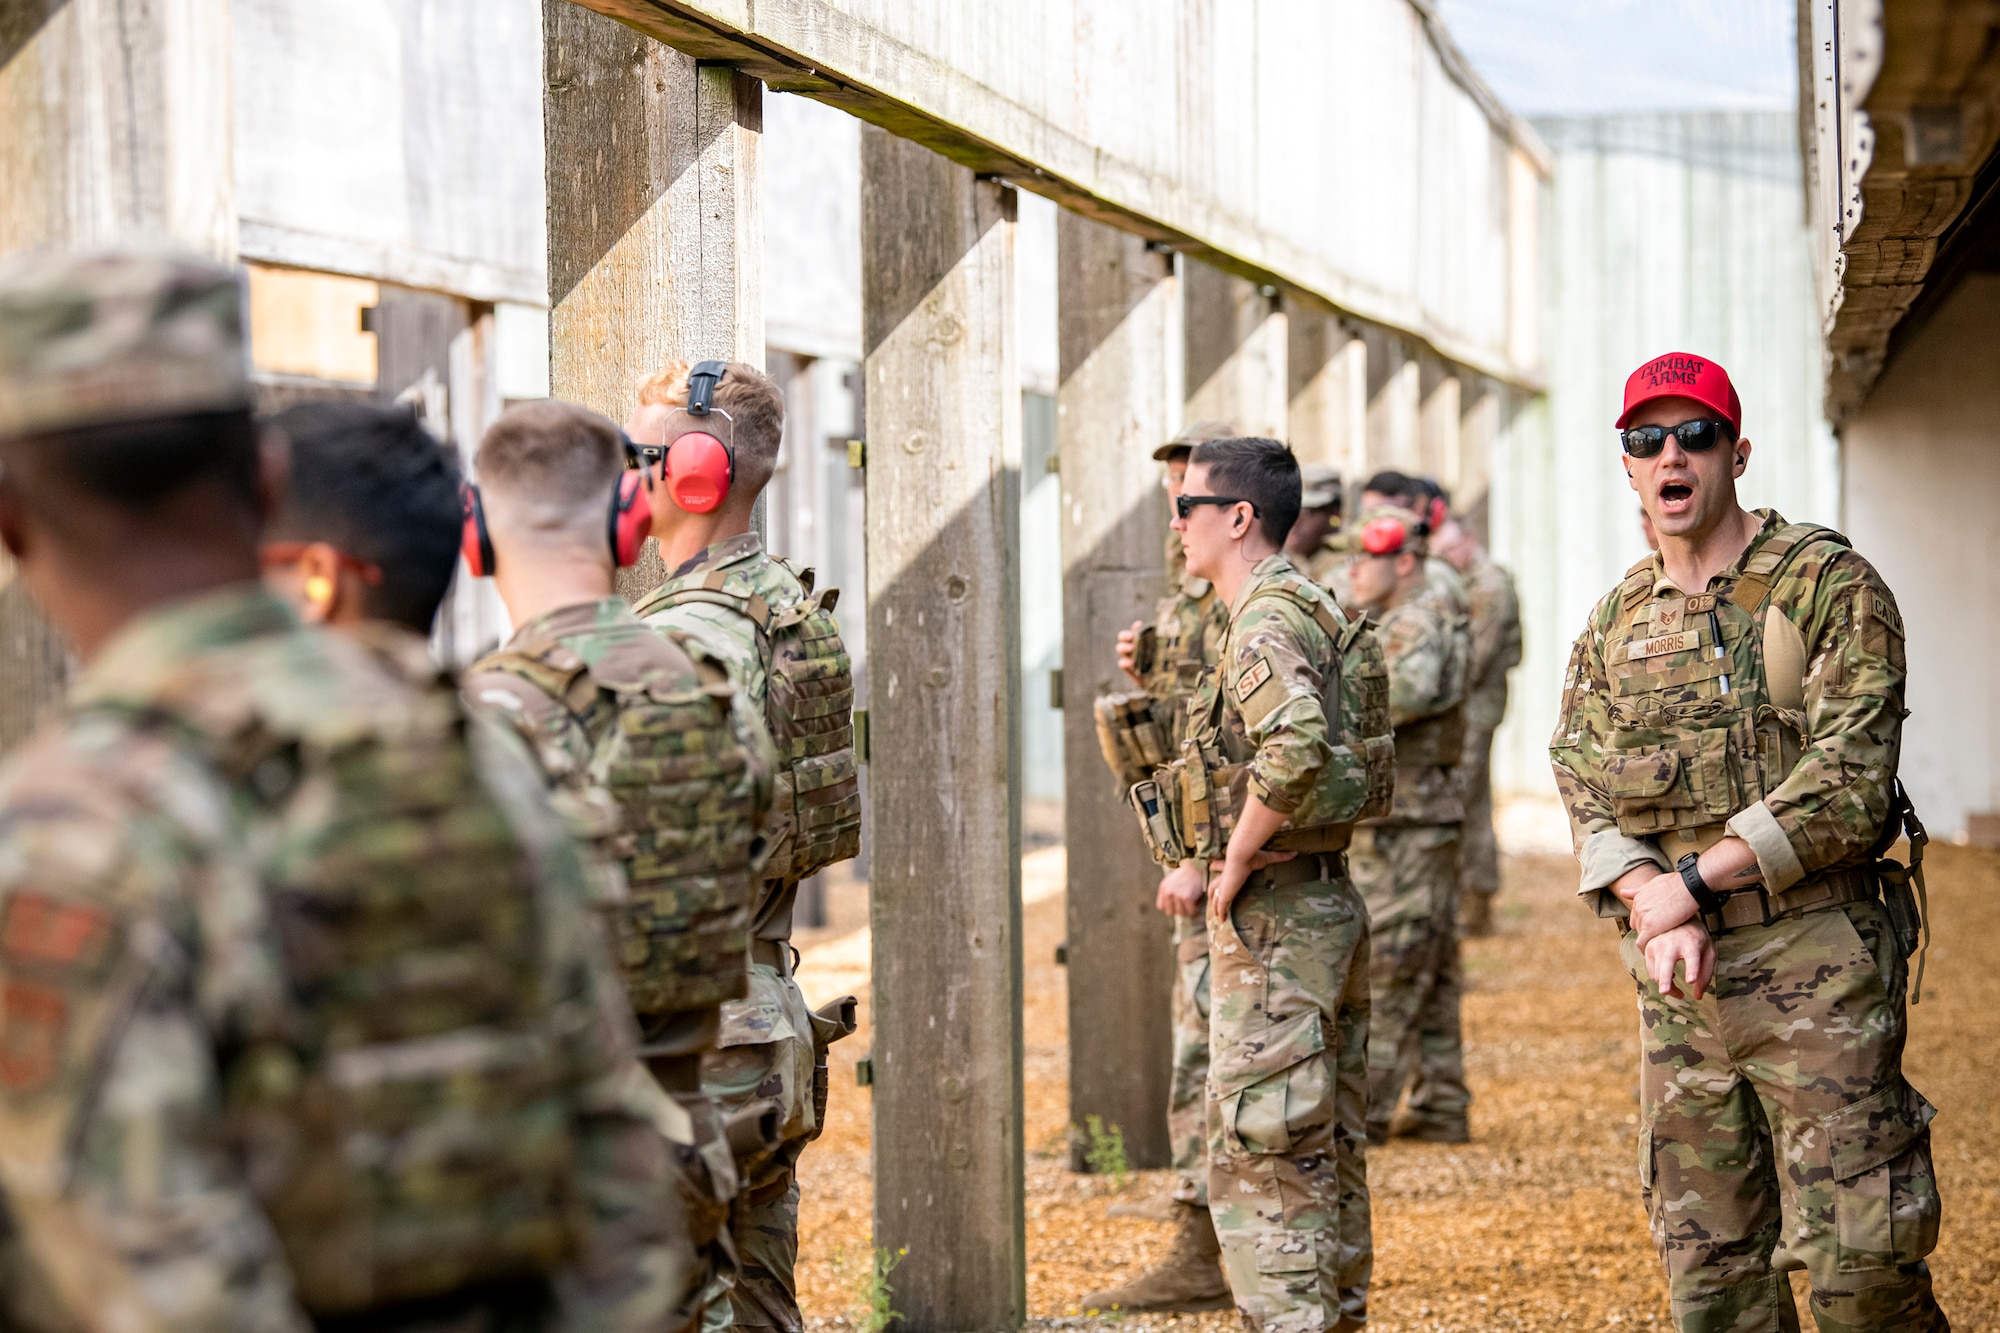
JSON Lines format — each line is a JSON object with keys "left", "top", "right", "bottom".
{"left": 858, "top": 1244, "right": 906, "bottom": 1333}
{"left": 1083, "top": 1114, "right": 1130, "bottom": 1191}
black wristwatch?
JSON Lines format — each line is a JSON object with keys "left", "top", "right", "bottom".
{"left": 1676, "top": 852, "right": 1724, "bottom": 914}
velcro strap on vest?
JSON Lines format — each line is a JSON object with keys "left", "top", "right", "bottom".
{"left": 472, "top": 646, "right": 597, "bottom": 714}
{"left": 640, "top": 575, "right": 774, "bottom": 630}
{"left": 1725, "top": 523, "right": 1848, "bottom": 617}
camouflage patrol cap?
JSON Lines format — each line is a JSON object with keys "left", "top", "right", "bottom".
{"left": 1299, "top": 462, "right": 1342, "bottom": 511}
{"left": 1354, "top": 504, "right": 1428, "bottom": 558}
{"left": 0, "top": 249, "right": 251, "bottom": 441}
{"left": 1151, "top": 419, "right": 1238, "bottom": 462}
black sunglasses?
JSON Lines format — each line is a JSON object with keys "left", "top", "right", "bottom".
{"left": 1620, "top": 419, "right": 1733, "bottom": 459}
{"left": 1175, "top": 494, "right": 1259, "bottom": 521}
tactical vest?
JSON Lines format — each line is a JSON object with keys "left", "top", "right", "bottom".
{"left": 1142, "top": 576, "right": 1220, "bottom": 700}
{"left": 1134, "top": 573, "right": 1394, "bottom": 864}
{"left": 129, "top": 635, "right": 589, "bottom": 1316}
{"left": 1382, "top": 589, "right": 1472, "bottom": 771}
{"left": 471, "top": 636, "right": 762, "bottom": 1018}
{"left": 1598, "top": 522, "right": 1844, "bottom": 866}
{"left": 636, "top": 563, "right": 860, "bottom": 885}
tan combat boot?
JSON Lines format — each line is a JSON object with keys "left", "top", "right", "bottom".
{"left": 1079, "top": 1202, "right": 1233, "bottom": 1314}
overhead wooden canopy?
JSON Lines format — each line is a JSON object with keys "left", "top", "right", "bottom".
{"left": 1803, "top": 0, "right": 2000, "bottom": 420}
{"left": 570, "top": 0, "right": 1550, "bottom": 390}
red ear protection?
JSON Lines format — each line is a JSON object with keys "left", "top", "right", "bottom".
{"left": 462, "top": 485, "right": 495, "bottom": 577}
{"left": 663, "top": 430, "right": 734, "bottom": 514}
{"left": 459, "top": 470, "right": 654, "bottom": 579}
{"left": 608, "top": 468, "right": 653, "bottom": 566}
{"left": 1360, "top": 516, "right": 1409, "bottom": 556}
{"left": 662, "top": 358, "right": 736, "bottom": 515}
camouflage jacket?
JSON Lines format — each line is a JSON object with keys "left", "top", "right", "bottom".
{"left": 1145, "top": 530, "right": 1230, "bottom": 708}
{"left": 1200, "top": 554, "right": 1346, "bottom": 819}
{"left": 1550, "top": 510, "right": 1907, "bottom": 916}
{"left": 1319, "top": 550, "right": 1466, "bottom": 622}
{"left": 1462, "top": 554, "right": 1522, "bottom": 732}
{"left": 1368, "top": 584, "right": 1471, "bottom": 826}
{"left": 0, "top": 589, "right": 677, "bottom": 1331}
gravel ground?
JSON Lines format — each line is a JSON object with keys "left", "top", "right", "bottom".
{"left": 787, "top": 843, "right": 2000, "bottom": 1330}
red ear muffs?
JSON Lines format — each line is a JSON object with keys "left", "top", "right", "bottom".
{"left": 608, "top": 468, "right": 653, "bottom": 566}
{"left": 462, "top": 485, "right": 496, "bottom": 577}
{"left": 1360, "top": 516, "right": 1408, "bottom": 556}
{"left": 663, "top": 431, "right": 735, "bottom": 514}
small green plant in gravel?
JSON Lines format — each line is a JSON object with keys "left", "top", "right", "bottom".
{"left": 858, "top": 1244, "right": 906, "bottom": 1333}
{"left": 1082, "top": 1114, "right": 1130, "bottom": 1192}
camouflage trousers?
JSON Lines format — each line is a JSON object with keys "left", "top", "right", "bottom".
{"left": 1169, "top": 914, "right": 1213, "bottom": 1206}
{"left": 1207, "top": 867, "right": 1372, "bottom": 1333}
{"left": 1458, "top": 722, "right": 1500, "bottom": 902}
{"left": 1352, "top": 825, "right": 1467, "bottom": 1136}
{"left": 650, "top": 1079, "right": 743, "bottom": 1333}
{"left": 701, "top": 961, "right": 820, "bottom": 1333}
{"left": 1620, "top": 899, "right": 1947, "bottom": 1333}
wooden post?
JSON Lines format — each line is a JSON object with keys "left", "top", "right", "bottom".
{"left": 1056, "top": 213, "right": 1179, "bottom": 1172}
{"left": 1183, "top": 259, "right": 1287, "bottom": 437}
{"left": 0, "top": 0, "right": 234, "bottom": 752}
{"left": 861, "top": 126, "right": 1024, "bottom": 1333}
{"left": 1419, "top": 353, "right": 1462, "bottom": 485}
{"left": 1456, "top": 374, "right": 1500, "bottom": 531}
{"left": 542, "top": 2, "right": 763, "bottom": 591}
{"left": 1364, "top": 325, "right": 1420, "bottom": 471}
{"left": 1287, "top": 299, "right": 1369, "bottom": 494}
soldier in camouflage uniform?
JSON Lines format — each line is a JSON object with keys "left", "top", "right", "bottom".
{"left": 1345, "top": 471, "right": 1469, "bottom": 618}
{"left": 450, "top": 400, "right": 780, "bottom": 1333}
{"left": 1081, "top": 420, "right": 1236, "bottom": 1313}
{"left": 627, "top": 361, "right": 862, "bottom": 1333}
{"left": 1344, "top": 507, "right": 1473, "bottom": 1144}
{"left": 1550, "top": 353, "right": 1947, "bottom": 1332}
{"left": 1287, "top": 462, "right": 1346, "bottom": 587}
{"left": 1434, "top": 515, "right": 1521, "bottom": 937}
{"left": 1134, "top": 437, "right": 1395, "bottom": 1333}
{"left": 0, "top": 251, "right": 685, "bottom": 1331}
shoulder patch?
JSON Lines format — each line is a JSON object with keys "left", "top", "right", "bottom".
{"left": 0, "top": 978, "right": 68, "bottom": 1096}
{"left": 1233, "top": 657, "right": 1273, "bottom": 702}
{"left": 0, "top": 893, "right": 116, "bottom": 977}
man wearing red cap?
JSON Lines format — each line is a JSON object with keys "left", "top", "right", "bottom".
{"left": 1550, "top": 354, "right": 1946, "bottom": 1331}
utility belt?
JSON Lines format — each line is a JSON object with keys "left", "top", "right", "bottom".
{"left": 1242, "top": 851, "right": 1348, "bottom": 891}
{"left": 1127, "top": 771, "right": 1353, "bottom": 867}
{"left": 1643, "top": 787, "right": 1932, "bottom": 1000}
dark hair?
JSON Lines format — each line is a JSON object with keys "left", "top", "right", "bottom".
{"left": 267, "top": 402, "right": 463, "bottom": 632}
{"left": 1189, "top": 437, "right": 1300, "bottom": 546}
{"left": 13, "top": 408, "right": 261, "bottom": 511}
{"left": 1362, "top": 469, "right": 1426, "bottom": 507}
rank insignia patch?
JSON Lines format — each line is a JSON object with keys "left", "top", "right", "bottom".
{"left": 1234, "top": 658, "right": 1272, "bottom": 702}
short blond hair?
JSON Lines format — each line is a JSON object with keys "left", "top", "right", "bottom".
{"left": 637, "top": 360, "right": 784, "bottom": 500}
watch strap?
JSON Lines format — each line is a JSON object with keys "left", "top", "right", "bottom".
{"left": 1677, "top": 852, "right": 1725, "bottom": 914}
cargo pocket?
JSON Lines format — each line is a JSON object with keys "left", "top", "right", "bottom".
{"left": 1826, "top": 1083, "right": 1941, "bottom": 1272}
{"left": 1211, "top": 1010, "right": 1333, "bottom": 1156}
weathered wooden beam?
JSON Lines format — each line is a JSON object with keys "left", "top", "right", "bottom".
{"left": 1364, "top": 325, "right": 1421, "bottom": 473}
{"left": 1419, "top": 353, "right": 1462, "bottom": 487}
{"left": 1184, "top": 259, "right": 1287, "bottom": 439}
{"left": 543, "top": 1, "right": 763, "bottom": 591}
{"left": 861, "top": 126, "right": 1025, "bottom": 1332}
{"left": 1056, "top": 212, "right": 1178, "bottom": 1173}
{"left": 560, "top": 0, "right": 1548, "bottom": 391}
{"left": 1288, "top": 298, "right": 1368, "bottom": 489}
{"left": 0, "top": 0, "right": 234, "bottom": 751}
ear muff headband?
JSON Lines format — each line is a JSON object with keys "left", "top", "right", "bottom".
{"left": 462, "top": 485, "right": 495, "bottom": 578}
{"left": 608, "top": 469, "right": 653, "bottom": 567}
{"left": 663, "top": 359, "right": 738, "bottom": 515}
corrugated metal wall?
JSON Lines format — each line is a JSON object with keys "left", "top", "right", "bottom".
{"left": 1488, "top": 111, "right": 1839, "bottom": 819}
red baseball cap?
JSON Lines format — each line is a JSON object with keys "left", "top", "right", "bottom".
{"left": 1617, "top": 352, "right": 1741, "bottom": 435}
